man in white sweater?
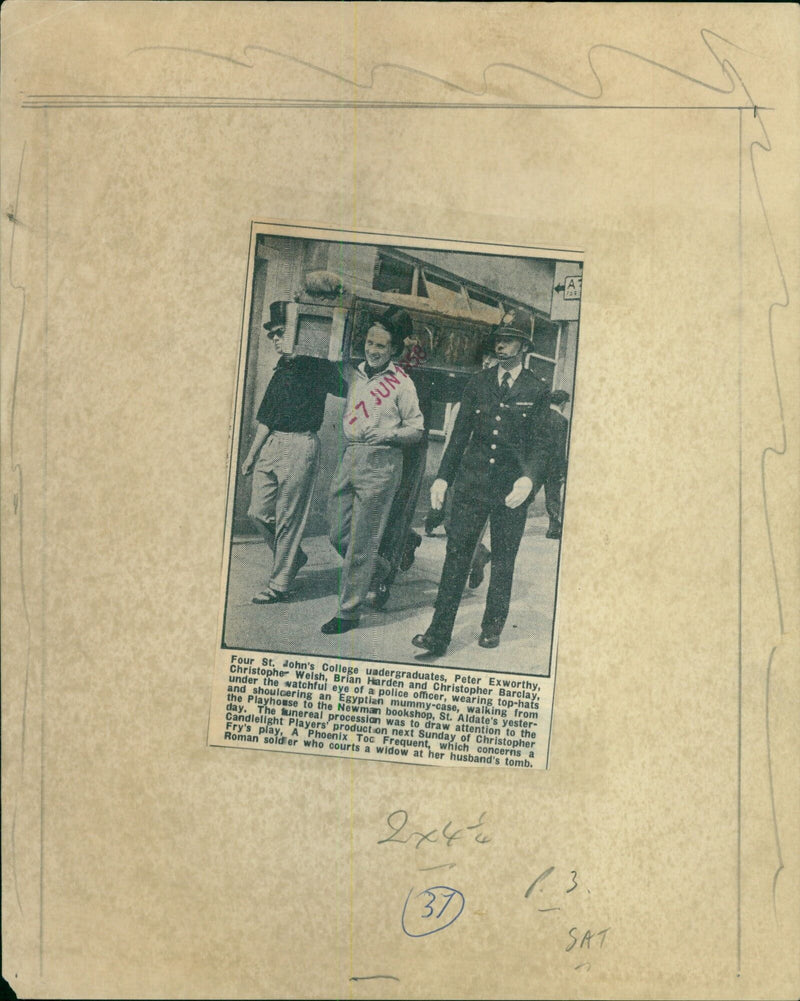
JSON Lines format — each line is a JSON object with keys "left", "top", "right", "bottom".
{"left": 322, "top": 307, "right": 424, "bottom": 635}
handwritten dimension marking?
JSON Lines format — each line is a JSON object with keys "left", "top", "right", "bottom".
{"left": 401, "top": 886, "right": 465, "bottom": 938}
{"left": 378, "top": 809, "right": 491, "bottom": 848}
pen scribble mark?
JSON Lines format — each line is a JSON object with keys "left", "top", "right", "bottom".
{"left": 350, "top": 975, "right": 400, "bottom": 982}
{"left": 417, "top": 862, "right": 457, "bottom": 872}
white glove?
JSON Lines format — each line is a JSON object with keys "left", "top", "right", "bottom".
{"left": 430, "top": 478, "right": 448, "bottom": 510}
{"left": 505, "top": 476, "right": 533, "bottom": 509}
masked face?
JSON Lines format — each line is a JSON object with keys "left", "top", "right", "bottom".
{"left": 364, "top": 324, "right": 394, "bottom": 370}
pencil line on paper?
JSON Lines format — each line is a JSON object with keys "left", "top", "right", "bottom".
{"left": 765, "top": 647, "right": 785, "bottom": 923}
{"left": 745, "top": 102, "right": 790, "bottom": 925}
{"left": 39, "top": 108, "right": 50, "bottom": 978}
{"left": 349, "top": 975, "right": 400, "bottom": 982}
{"left": 8, "top": 140, "right": 30, "bottom": 919}
{"left": 123, "top": 30, "right": 756, "bottom": 102}
{"left": 737, "top": 105, "right": 743, "bottom": 980}
{"left": 730, "top": 60, "right": 791, "bottom": 957}
{"left": 20, "top": 27, "right": 771, "bottom": 113}
{"left": 21, "top": 99, "right": 765, "bottom": 110}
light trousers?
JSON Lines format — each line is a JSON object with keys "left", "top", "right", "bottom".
{"left": 328, "top": 443, "right": 403, "bottom": 619}
{"left": 248, "top": 431, "right": 320, "bottom": 592}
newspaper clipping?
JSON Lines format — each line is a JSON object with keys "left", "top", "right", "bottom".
{"left": 208, "top": 224, "right": 582, "bottom": 768}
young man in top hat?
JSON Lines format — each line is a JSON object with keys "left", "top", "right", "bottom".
{"left": 412, "top": 307, "right": 551, "bottom": 656}
{"left": 242, "top": 300, "right": 348, "bottom": 603}
{"left": 322, "top": 306, "right": 424, "bottom": 634}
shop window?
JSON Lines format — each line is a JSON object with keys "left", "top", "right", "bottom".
{"left": 424, "top": 272, "right": 462, "bottom": 295}
{"left": 532, "top": 317, "right": 559, "bottom": 360}
{"left": 468, "top": 288, "right": 499, "bottom": 308}
{"left": 373, "top": 254, "right": 414, "bottom": 295}
{"left": 526, "top": 355, "right": 556, "bottom": 388}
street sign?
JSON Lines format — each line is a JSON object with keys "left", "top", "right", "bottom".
{"left": 550, "top": 262, "right": 583, "bottom": 320}
{"left": 562, "top": 274, "right": 582, "bottom": 299}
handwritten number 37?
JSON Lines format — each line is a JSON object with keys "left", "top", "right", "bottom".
{"left": 401, "top": 885, "right": 466, "bottom": 938}
{"left": 420, "top": 888, "right": 458, "bottom": 919}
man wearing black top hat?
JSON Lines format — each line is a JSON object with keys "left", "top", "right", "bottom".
{"left": 412, "top": 308, "right": 551, "bottom": 655}
{"left": 242, "top": 301, "right": 347, "bottom": 603}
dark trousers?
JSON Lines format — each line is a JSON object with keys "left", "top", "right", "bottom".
{"left": 544, "top": 475, "right": 563, "bottom": 529}
{"left": 428, "top": 490, "right": 528, "bottom": 643}
{"left": 375, "top": 441, "right": 428, "bottom": 585}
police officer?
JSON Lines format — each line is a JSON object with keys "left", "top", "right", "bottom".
{"left": 412, "top": 309, "right": 551, "bottom": 655}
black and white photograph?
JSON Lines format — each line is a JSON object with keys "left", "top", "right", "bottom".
{"left": 219, "top": 225, "right": 581, "bottom": 676}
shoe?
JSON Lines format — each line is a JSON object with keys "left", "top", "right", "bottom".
{"left": 468, "top": 545, "right": 491, "bottom": 590}
{"left": 412, "top": 632, "right": 448, "bottom": 657}
{"left": 399, "top": 531, "right": 422, "bottom": 572}
{"left": 321, "top": 616, "right": 359, "bottom": 635}
{"left": 478, "top": 631, "right": 501, "bottom": 649}
{"left": 252, "top": 587, "right": 289, "bottom": 604}
{"left": 293, "top": 548, "right": 309, "bottom": 572}
{"left": 545, "top": 528, "right": 561, "bottom": 539}
{"left": 370, "top": 582, "right": 391, "bottom": 610}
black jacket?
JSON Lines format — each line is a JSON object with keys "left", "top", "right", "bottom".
{"left": 438, "top": 367, "right": 551, "bottom": 502}
{"left": 546, "top": 409, "right": 569, "bottom": 479}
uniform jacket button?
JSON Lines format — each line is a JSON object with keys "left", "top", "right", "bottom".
{"left": 492, "top": 429, "right": 499, "bottom": 435}
{"left": 495, "top": 416, "right": 501, "bottom": 422}
{"left": 491, "top": 444, "right": 497, "bottom": 450}
{"left": 489, "top": 458, "right": 496, "bottom": 464}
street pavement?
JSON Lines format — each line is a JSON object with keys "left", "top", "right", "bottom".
{"left": 222, "top": 513, "right": 560, "bottom": 676}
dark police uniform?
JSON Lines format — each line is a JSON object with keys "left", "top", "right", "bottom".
{"left": 425, "top": 365, "right": 551, "bottom": 644}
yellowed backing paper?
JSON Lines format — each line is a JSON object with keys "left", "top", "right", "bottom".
{"left": 2, "top": 3, "right": 798, "bottom": 998}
